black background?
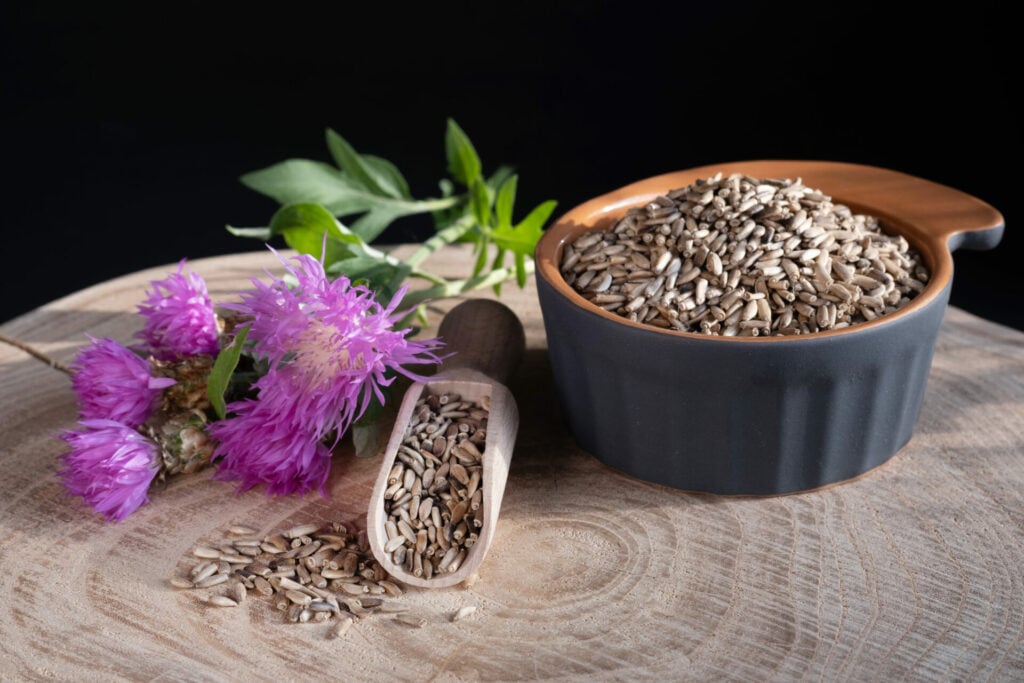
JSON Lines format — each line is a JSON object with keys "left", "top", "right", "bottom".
{"left": 2, "top": 3, "right": 1019, "bottom": 329}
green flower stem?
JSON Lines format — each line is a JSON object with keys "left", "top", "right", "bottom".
{"left": 409, "top": 196, "right": 462, "bottom": 213}
{"left": 399, "top": 260, "right": 535, "bottom": 309}
{"left": 404, "top": 215, "right": 477, "bottom": 269}
{"left": 406, "top": 268, "right": 449, "bottom": 286}
{"left": 388, "top": 213, "right": 477, "bottom": 293}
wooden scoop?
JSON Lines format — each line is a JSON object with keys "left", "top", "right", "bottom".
{"left": 367, "top": 299, "right": 524, "bottom": 588}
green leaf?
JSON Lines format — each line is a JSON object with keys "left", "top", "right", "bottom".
{"left": 470, "top": 177, "right": 491, "bottom": 227}
{"left": 268, "top": 204, "right": 348, "bottom": 262}
{"left": 352, "top": 420, "right": 384, "bottom": 458}
{"left": 485, "top": 164, "right": 515, "bottom": 194}
{"left": 328, "top": 256, "right": 405, "bottom": 301}
{"left": 516, "top": 199, "right": 558, "bottom": 235}
{"left": 265, "top": 203, "right": 403, "bottom": 272}
{"left": 490, "top": 199, "right": 558, "bottom": 255}
{"left": 515, "top": 251, "right": 528, "bottom": 287}
{"left": 494, "top": 175, "right": 518, "bottom": 230}
{"left": 351, "top": 381, "right": 394, "bottom": 457}
{"left": 326, "top": 129, "right": 403, "bottom": 199}
{"left": 445, "top": 118, "right": 481, "bottom": 186}
{"left": 472, "top": 239, "right": 489, "bottom": 278}
{"left": 269, "top": 203, "right": 342, "bottom": 239}
{"left": 490, "top": 246, "right": 507, "bottom": 271}
{"left": 363, "top": 155, "right": 411, "bottom": 199}
{"left": 326, "top": 255, "right": 385, "bottom": 278}
{"left": 241, "top": 160, "right": 377, "bottom": 215}
{"left": 349, "top": 207, "right": 408, "bottom": 243}
{"left": 242, "top": 159, "right": 450, "bottom": 222}
{"left": 225, "top": 225, "right": 272, "bottom": 240}
{"left": 207, "top": 326, "right": 249, "bottom": 420}
{"left": 491, "top": 246, "right": 507, "bottom": 296}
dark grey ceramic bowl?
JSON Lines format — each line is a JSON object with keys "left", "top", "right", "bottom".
{"left": 535, "top": 160, "right": 1004, "bottom": 494}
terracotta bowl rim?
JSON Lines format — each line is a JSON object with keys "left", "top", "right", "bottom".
{"left": 535, "top": 162, "right": 958, "bottom": 344}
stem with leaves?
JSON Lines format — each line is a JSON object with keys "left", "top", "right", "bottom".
{"left": 227, "top": 119, "right": 557, "bottom": 315}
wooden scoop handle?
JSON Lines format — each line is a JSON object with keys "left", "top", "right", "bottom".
{"left": 437, "top": 299, "right": 525, "bottom": 385}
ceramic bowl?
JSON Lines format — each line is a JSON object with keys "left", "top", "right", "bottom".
{"left": 534, "top": 160, "right": 1004, "bottom": 494}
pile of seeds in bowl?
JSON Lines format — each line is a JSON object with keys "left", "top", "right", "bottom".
{"left": 380, "top": 391, "right": 487, "bottom": 580}
{"left": 560, "top": 173, "right": 930, "bottom": 336}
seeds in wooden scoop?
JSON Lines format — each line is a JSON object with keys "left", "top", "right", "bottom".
{"left": 380, "top": 391, "right": 487, "bottom": 580}
{"left": 559, "top": 173, "right": 930, "bottom": 336}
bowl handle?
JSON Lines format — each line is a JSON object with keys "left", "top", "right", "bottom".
{"left": 790, "top": 161, "right": 1005, "bottom": 254}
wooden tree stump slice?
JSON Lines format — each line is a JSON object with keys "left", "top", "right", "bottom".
{"left": 1, "top": 246, "right": 1022, "bottom": 680}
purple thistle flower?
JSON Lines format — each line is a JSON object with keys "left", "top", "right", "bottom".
{"left": 136, "top": 259, "right": 220, "bottom": 360}
{"left": 58, "top": 419, "right": 160, "bottom": 522}
{"left": 209, "top": 400, "right": 333, "bottom": 496}
{"left": 70, "top": 337, "right": 176, "bottom": 426}
{"left": 210, "top": 249, "right": 444, "bottom": 495}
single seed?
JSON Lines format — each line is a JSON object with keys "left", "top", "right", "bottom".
{"left": 191, "top": 562, "right": 217, "bottom": 582}
{"left": 307, "top": 600, "right": 335, "bottom": 613}
{"left": 285, "top": 590, "right": 312, "bottom": 606}
{"left": 384, "top": 536, "right": 406, "bottom": 553}
{"left": 208, "top": 595, "right": 238, "bottom": 608}
{"left": 219, "top": 553, "right": 250, "bottom": 564}
{"left": 378, "top": 580, "right": 403, "bottom": 597}
{"left": 284, "top": 523, "right": 321, "bottom": 539}
{"left": 448, "top": 549, "right": 467, "bottom": 573}
{"left": 195, "top": 573, "right": 229, "bottom": 589}
{"left": 395, "top": 613, "right": 427, "bottom": 628}
{"left": 451, "top": 605, "right": 477, "bottom": 622}
{"left": 253, "top": 576, "right": 273, "bottom": 596}
{"left": 330, "top": 616, "right": 354, "bottom": 639}
{"left": 438, "top": 546, "right": 459, "bottom": 571}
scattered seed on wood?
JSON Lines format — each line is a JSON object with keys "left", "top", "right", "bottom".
{"left": 207, "top": 595, "right": 238, "bottom": 608}
{"left": 169, "top": 519, "right": 433, "bottom": 640}
{"left": 329, "top": 616, "right": 354, "bottom": 639}
{"left": 451, "top": 605, "right": 477, "bottom": 622}
{"left": 395, "top": 613, "right": 427, "bottom": 628}
{"left": 195, "top": 573, "right": 229, "bottom": 589}
{"left": 191, "top": 562, "right": 217, "bottom": 583}
{"left": 379, "top": 602, "right": 409, "bottom": 614}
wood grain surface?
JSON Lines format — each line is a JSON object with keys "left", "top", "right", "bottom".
{"left": 1, "top": 246, "right": 1022, "bottom": 681}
